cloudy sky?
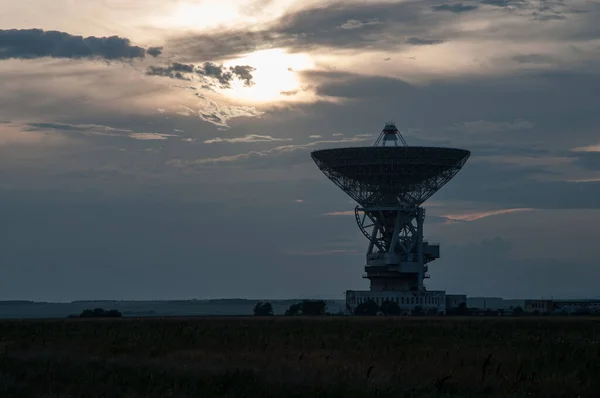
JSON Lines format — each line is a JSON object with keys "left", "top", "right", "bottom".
{"left": 1, "top": 0, "right": 600, "bottom": 301}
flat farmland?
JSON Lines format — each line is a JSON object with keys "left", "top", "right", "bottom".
{"left": 1, "top": 316, "right": 599, "bottom": 397}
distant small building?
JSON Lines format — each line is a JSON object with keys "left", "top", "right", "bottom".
{"left": 524, "top": 299, "right": 553, "bottom": 313}
{"left": 467, "top": 297, "right": 525, "bottom": 311}
{"left": 552, "top": 299, "right": 600, "bottom": 314}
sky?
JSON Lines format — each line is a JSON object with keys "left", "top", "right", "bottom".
{"left": 1, "top": 0, "right": 600, "bottom": 301}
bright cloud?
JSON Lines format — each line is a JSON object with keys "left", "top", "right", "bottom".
{"left": 129, "top": 133, "right": 176, "bottom": 140}
{"left": 171, "top": 137, "right": 371, "bottom": 166}
{"left": 340, "top": 19, "right": 383, "bottom": 30}
{"left": 0, "top": 122, "right": 70, "bottom": 146}
{"left": 203, "top": 134, "right": 292, "bottom": 144}
{"left": 572, "top": 144, "right": 600, "bottom": 152}
{"left": 441, "top": 208, "right": 536, "bottom": 222}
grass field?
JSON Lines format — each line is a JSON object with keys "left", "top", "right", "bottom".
{"left": 1, "top": 316, "right": 599, "bottom": 397}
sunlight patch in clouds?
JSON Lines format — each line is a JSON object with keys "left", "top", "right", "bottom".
{"left": 204, "top": 134, "right": 292, "bottom": 144}
{"left": 340, "top": 19, "right": 383, "bottom": 30}
{"left": 129, "top": 133, "right": 176, "bottom": 140}
{"left": 572, "top": 144, "right": 600, "bottom": 152}
{"left": 176, "top": 100, "right": 265, "bottom": 129}
{"left": 0, "top": 122, "right": 70, "bottom": 146}
{"left": 441, "top": 208, "right": 536, "bottom": 222}
{"left": 169, "top": 136, "right": 371, "bottom": 166}
{"left": 568, "top": 177, "right": 600, "bottom": 183}
{"left": 218, "top": 49, "right": 316, "bottom": 103}
{"left": 323, "top": 211, "right": 354, "bottom": 216}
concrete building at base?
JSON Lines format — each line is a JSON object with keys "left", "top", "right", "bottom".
{"left": 345, "top": 290, "right": 467, "bottom": 315}
{"left": 344, "top": 293, "right": 600, "bottom": 315}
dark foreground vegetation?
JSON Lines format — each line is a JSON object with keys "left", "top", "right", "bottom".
{"left": 67, "top": 307, "right": 123, "bottom": 318}
{"left": 1, "top": 317, "right": 599, "bottom": 397}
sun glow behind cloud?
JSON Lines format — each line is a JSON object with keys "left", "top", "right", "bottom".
{"left": 154, "top": 0, "right": 304, "bottom": 32}
{"left": 218, "top": 49, "right": 316, "bottom": 104}
{"left": 155, "top": 1, "right": 247, "bottom": 31}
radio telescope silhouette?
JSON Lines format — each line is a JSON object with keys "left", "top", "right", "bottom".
{"left": 311, "top": 122, "right": 470, "bottom": 293}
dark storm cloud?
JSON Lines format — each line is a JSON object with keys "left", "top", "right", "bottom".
{"left": 432, "top": 3, "right": 479, "bottom": 13}
{"left": 163, "top": 0, "right": 599, "bottom": 61}
{"left": 531, "top": 11, "right": 567, "bottom": 21}
{"left": 512, "top": 54, "right": 555, "bottom": 64}
{"left": 0, "top": 29, "right": 158, "bottom": 61}
{"left": 146, "top": 62, "right": 195, "bottom": 81}
{"left": 166, "top": 1, "right": 455, "bottom": 59}
{"left": 198, "top": 62, "right": 234, "bottom": 87}
{"left": 302, "top": 69, "right": 600, "bottom": 133}
{"left": 570, "top": 151, "right": 600, "bottom": 171}
{"left": 164, "top": 0, "right": 593, "bottom": 62}
{"left": 229, "top": 65, "right": 255, "bottom": 86}
{"left": 479, "top": 0, "right": 584, "bottom": 20}
{"left": 146, "top": 46, "right": 163, "bottom": 57}
{"left": 433, "top": 155, "right": 600, "bottom": 210}
{"left": 479, "top": 0, "right": 526, "bottom": 7}
{"left": 406, "top": 37, "right": 444, "bottom": 45}
{"left": 145, "top": 61, "right": 256, "bottom": 88}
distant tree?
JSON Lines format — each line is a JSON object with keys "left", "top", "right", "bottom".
{"left": 78, "top": 308, "right": 122, "bottom": 318}
{"left": 284, "top": 303, "right": 302, "bottom": 316}
{"left": 300, "top": 300, "right": 327, "bottom": 316}
{"left": 483, "top": 309, "right": 494, "bottom": 316}
{"left": 574, "top": 309, "right": 591, "bottom": 316}
{"left": 354, "top": 300, "right": 379, "bottom": 316}
{"left": 106, "top": 309, "right": 122, "bottom": 317}
{"left": 380, "top": 300, "right": 402, "bottom": 316}
{"left": 411, "top": 306, "right": 425, "bottom": 316}
{"left": 253, "top": 301, "right": 274, "bottom": 316}
{"left": 512, "top": 306, "right": 524, "bottom": 316}
{"left": 457, "top": 302, "right": 469, "bottom": 315}
{"left": 427, "top": 307, "right": 439, "bottom": 316}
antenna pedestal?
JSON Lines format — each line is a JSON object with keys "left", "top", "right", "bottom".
{"left": 356, "top": 206, "right": 439, "bottom": 292}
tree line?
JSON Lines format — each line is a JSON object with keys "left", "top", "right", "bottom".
{"left": 253, "top": 300, "right": 343, "bottom": 316}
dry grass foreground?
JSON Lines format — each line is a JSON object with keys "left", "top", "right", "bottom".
{"left": 1, "top": 316, "right": 599, "bottom": 397}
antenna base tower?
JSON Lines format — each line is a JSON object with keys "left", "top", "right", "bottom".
{"left": 356, "top": 205, "right": 438, "bottom": 292}
{"left": 311, "top": 121, "right": 470, "bottom": 314}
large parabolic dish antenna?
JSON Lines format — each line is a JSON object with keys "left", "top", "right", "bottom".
{"left": 311, "top": 138, "right": 469, "bottom": 208}
{"left": 311, "top": 122, "right": 470, "bottom": 292}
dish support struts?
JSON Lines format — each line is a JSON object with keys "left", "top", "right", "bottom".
{"left": 356, "top": 205, "right": 439, "bottom": 291}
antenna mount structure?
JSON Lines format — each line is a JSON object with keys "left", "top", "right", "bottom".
{"left": 311, "top": 122, "right": 470, "bottom": 296}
